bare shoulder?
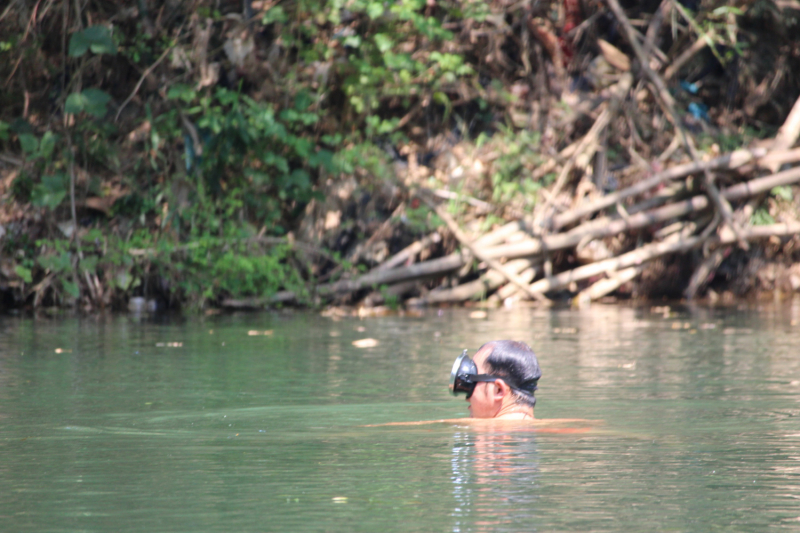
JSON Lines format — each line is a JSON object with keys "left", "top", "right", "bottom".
{"left": 364, "top": 417, "right": 601, "bottom": 429}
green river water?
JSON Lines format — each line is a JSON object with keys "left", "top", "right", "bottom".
{"left": 1, "top": 303, "right": 800, "bottom": 532}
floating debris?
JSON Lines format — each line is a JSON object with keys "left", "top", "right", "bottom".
{"left": 54, "top": 348, "right": 72, "bottom": 353}
{"left": 352, "top": 338, "right": 379, "bottom": 348}
{"left": 248, "top": 330, "right": 273, "bottom": 336}
{"left": 155, "top": 342, "right": 183, "bottom": 347}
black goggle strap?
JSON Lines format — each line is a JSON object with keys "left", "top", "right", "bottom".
{"left": 462, "top": 373, "right": 526, "bottom": 391}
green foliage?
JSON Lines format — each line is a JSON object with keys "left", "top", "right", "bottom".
{"left": 487, "top": 129, "right": 544, "bottom": 205}
{"left": 402, "top": 205, "right": 442, "bottom": 234}
{"left": 65, "top": 89, "right": 112, "bottom": 118}
{"left": 68, "top": 25, "right": 117, "bottom": 57}
{"left": 771, "top": 186, "right": 793, "bottom": 201}
{"left": 751, "top": 207, "right": 775, "bottom": 226}
{"left": 31, "top": 173, "right": 67, "bottom": 209}
{"left": 0, "top": 120, "right": 11, "bottom": 141}
{"left": 15, "top": 265, "right": 32, "bottom": 284}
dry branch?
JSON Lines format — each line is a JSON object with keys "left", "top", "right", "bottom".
{"left": 522, "top": 222, "right": 800, "bottom": 296}
{"left": 484, "top": 165, "right": 800, "bottom": 261}
{"left": 573, "top": 265, "right": 644, "bottom": 308}
{"left": 606, "top": 0, "right": 747, "bottom": 247}
{"left": 772, "top": 94, "right": 800, "bottom": 153}
{"left": 553, "top": 147, "right": 765, "bottom": 229}
{"left": 427, "top": 198, "right": 549, "bottom": 303}
{"left": 412, "top": 258, "right": 539, "bottom": 305}
{"left": 372, "top": 231, "right": 441, "bottom": 271}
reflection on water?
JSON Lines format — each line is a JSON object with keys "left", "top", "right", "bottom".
{"left": 451, "top": 430, "right": 540, "bottom": 533}
{"left": 1, "top": 302, "right": 800, "bottom": 531}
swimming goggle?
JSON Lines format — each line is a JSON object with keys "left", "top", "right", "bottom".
{"left": 449, "top": 349, "right": 521, "bottom": 398}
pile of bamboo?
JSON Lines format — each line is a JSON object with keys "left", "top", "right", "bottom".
{"left": 222, "top": 0, "right": 800, "bottom": 310}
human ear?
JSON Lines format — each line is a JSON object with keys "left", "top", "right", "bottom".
{"left": 493, "top": 379, "right": 509, "bottom": 400}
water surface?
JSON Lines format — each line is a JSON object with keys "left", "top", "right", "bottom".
{"left": 2, "top": 303, "right": 800, "bottom": 531}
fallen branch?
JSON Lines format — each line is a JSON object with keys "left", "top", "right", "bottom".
{"left": 772, "top": 94, "right": 800, "bottom": 153}
{"left": 534, "top": 74, "right": 633, "bottom": 230}
{"left": 522, "top": 222, "right": 800, "bottom": 296}
{"left": 372, "top": 231, "right": 441, "bottom": 271}
{"left": 684, "top": 246, "right": 730, "bottom": 299}
{"left": 426, "top": 197, "right": 549, "bottom": 303}
{"left": 484, "top": 165, "right": 800, "bottom": 261}
{"left": 573, "top": 265, "right": 644, "bottom": 308}
{"left": 115, "top": 40, "right": 177, "bottom": 122}
{"left": 553, "top": 147, "right": 765, "bottom": 229}
{"left": 414, "top": 258, "right": 539, "bottom": 304}
{"left": 607, "top": 0, "right": 747, "bottom": 248}
{"left": 663, "top": 28, "right": 712, "bottom": 80}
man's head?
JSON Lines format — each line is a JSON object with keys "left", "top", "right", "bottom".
{"left": 451, "top": 340, "right": 541, "bottom": 419}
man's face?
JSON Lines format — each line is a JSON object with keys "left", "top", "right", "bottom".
{"left": 467, "top": 348, "right": 499, "bottom": 418}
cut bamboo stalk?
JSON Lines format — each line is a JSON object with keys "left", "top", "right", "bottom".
{"left": 484, "top": 165, "right": 800, "bottom": 261}
{"left": 489, "top": 264, "right": 541, "bottom": 302}
{"left": 524, "top": 222, "right": 800, "bottom": 296}
{"left": 774, "top": 94, "right": 800, "bottom": 152}
{"left": 372, "top": 232, "right": 441, "bottom": 272}
{"left": 324, "top": 252, "right": 467, "bottom": 294}
{"left": 573, "top": 265, "right": 644, "bottom": 308}
{"left": 428, "top": 198, "right": 549, "bottom": 303}
{"left": 416, "top": 258, "right": 537, "bottom": 304}
{"left": 553, "top": 148, "right": 764, "bottom": 229}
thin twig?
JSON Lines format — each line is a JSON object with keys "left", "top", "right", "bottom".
{"left": 115, "top": 42, "right": 177, "bottom": 122}
{"left": 606, "top": 0, "right": 748, "bottom": 249}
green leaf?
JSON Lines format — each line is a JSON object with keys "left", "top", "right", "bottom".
{"left": 712, "top": 6, "right": 743, "bottom": 16}
{"left": 167, "top": 84, "right": 197, "bottom": 103}
{"left": 751, "top": 208, "right": 775, "bottom": 226}
{"left": 0, "top": 120, "right": 9, "bottom": 141}
{"left": 65, "top": 89, "right": 111, "bottom": 118}
{"left": 82, "top": 88, "right": 112, "bottom": 118}
{"left": 18, "top": 133, "right": 38, "bottom": 154}
{"left": 31, "top": 173, "right": 68, "bottom": 209}
{"left": 262, "top": 5, "right": 287, "bottom": 24}
{"left": 63, "top": 279, "right": 80, "bottom": 299}
{"left": 68, "top": 25, "right": 116, "bottom": 57}
{"left": 374, "top": 33, "right": 393, "bottom": 53}
{"left": 343, "top": 35, "right": 361, "bottom": 49}
{"left": 15, "top": 265, "right": 32, "bottom": 283}
{"left": 39, "top": 131, "right": 57, "bottom": 159}
{"left": 65, "top": 92, "right": 85, "bottom": 114}
{"left": 772, "top": 185, "right": 793, "bottom": 201}
{"left": 367, "top": 2, "right": 385, "bottom": 19}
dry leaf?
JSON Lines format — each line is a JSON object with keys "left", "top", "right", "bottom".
{"left": 597, "top": 39, "right": 630, "bottom": 71}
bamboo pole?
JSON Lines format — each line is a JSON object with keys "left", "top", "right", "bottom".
{"left": 484, "top": 165, "right": 800, "bottom": 261}
{"left": 522, "top": 222, "right": 800, "bottom": 296}
{"left": 552, "top": 148, "right": 764, "bottom": 229}
{"left": 427, "top": 198, "right": 549, "bottom": 303}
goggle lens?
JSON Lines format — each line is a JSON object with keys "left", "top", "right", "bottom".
{"left": 449, "top": 350, "right": 500, "bottom": 398}
{"left": 449, "top": 350, "right": 478, "bottom": 396}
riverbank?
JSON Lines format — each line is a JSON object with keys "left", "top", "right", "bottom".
{"left": 1, "top": 1, "right": 799, "bottom": 313}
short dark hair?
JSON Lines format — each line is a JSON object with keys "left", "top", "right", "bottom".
{"left": 480, "top": 340, "right": 541, "bottom": 408}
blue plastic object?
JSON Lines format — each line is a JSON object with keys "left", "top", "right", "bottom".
{"left": 688, "top": 102, "right": 709, "bottom": 122}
